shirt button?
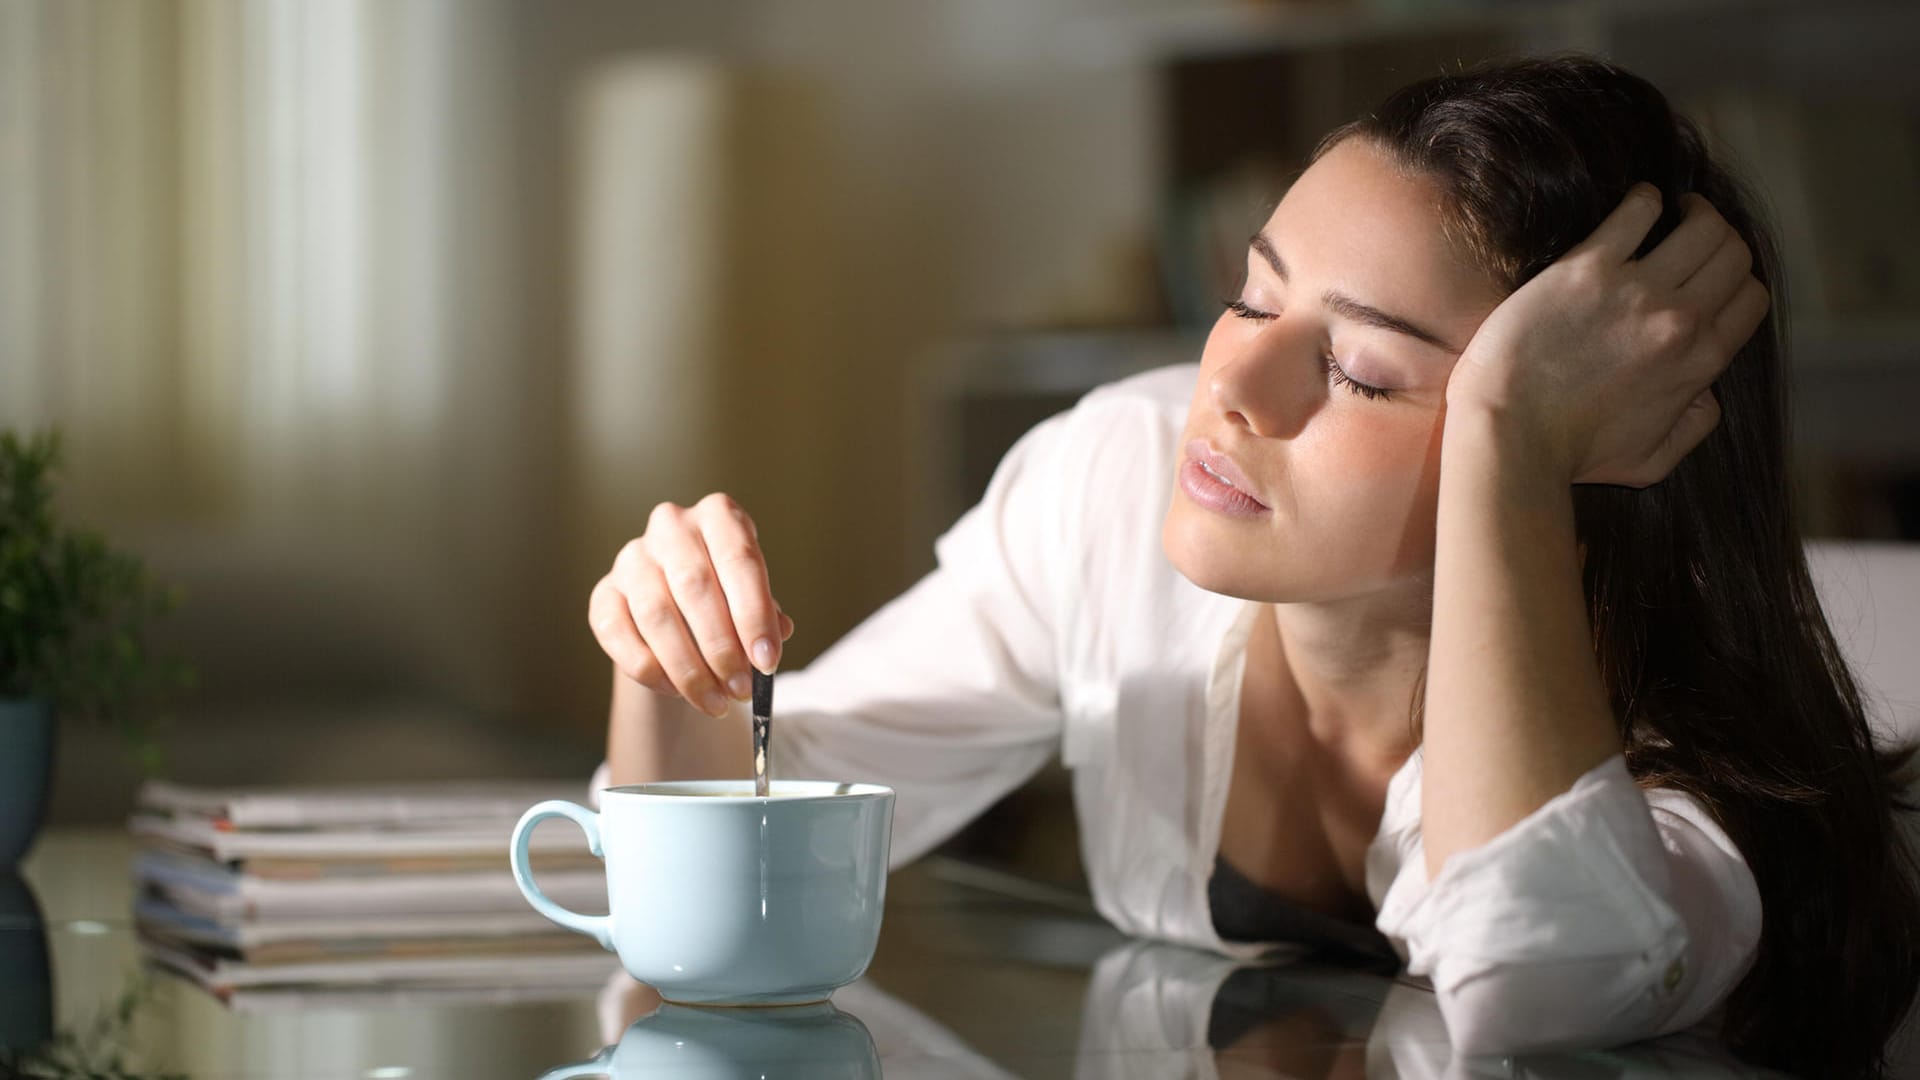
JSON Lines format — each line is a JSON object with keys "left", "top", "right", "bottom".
{"left": 1662, "top": 957, "right": 1686, "bottom": 993}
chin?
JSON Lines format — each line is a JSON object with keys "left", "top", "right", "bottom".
{"left": 1160, "top": 507, "right": 1283, "bottom": 602}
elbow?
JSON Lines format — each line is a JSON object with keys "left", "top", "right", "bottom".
{"left": 1432, "top": 941, "right": 1690, "bottom": 1058}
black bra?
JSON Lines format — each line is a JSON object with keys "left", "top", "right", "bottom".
{"left": 1206, "top": 852, "right": 1399, "bottom": 968}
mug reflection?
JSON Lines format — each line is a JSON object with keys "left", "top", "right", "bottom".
{"left": 589, "top": 971, "right": 1019, "bottom": 1080}
{"left": 549, "top": 993, "right": 879, "bottom": 1080}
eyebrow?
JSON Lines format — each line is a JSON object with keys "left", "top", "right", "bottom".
{"left": 1249, "top": 232, "right": 1460, "bottom": 354}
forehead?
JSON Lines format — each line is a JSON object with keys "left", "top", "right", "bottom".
{"left": 1264, "top": 138, "right": 1502, "bottom": 317}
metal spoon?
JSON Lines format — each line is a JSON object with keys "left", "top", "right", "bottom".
{"left": 752, "top": 669, "right": 774, "bottom": 798}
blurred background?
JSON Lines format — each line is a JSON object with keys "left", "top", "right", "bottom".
{"left": 4, "top": 0, "right": 1918, "bottom": 880}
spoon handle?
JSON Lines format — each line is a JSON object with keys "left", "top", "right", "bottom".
{"left": 752, "top": 669, "right": 774, "bottom": 798}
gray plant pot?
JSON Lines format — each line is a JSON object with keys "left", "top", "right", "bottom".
{"left": 0, "top": 698, "right": 54, "bottom": 868}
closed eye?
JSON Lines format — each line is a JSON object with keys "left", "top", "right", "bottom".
{"left": 1221, "top": 298, "right": 1395, "bottom": 402}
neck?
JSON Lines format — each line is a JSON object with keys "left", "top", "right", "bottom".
{"left": 1265, "top": 582, "right": 1432, "bottom": 770}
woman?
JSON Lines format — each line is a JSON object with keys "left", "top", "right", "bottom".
{"left": 586, "top": 56, "right": 1919, "bottom": 1076}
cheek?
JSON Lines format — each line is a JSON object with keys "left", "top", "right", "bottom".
{"left": 1333, "top": 413, "right": 1439, "bottom": 486}
{"left": 1293, "top": 411, "right": 1446, "bottom": 545}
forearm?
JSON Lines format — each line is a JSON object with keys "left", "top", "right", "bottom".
{"left": 1421, "top": 406, "right": 1621, "bottom": 877}
{"left": 605, "top": 666, "right": 751, "bottom": 785}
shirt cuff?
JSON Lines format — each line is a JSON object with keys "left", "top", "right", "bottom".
{"left": 1375, "top": 754, "right": 1691, "bottom": 1050}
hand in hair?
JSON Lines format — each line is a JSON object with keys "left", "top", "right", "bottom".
{"left": 1442, "top": 183, "right": 1770, "bottom": 488}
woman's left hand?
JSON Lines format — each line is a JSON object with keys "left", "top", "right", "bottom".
{"left": 1443, "top": 183, "right": 1771, "bottom": 487}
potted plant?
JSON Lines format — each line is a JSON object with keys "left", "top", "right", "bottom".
{"left": 0, "top": 431, "right": 188, "bottom": 866}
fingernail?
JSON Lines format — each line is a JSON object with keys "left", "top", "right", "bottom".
{"left": 728, "top": 673, "right": 751, "bottom": 700}
{"left": 702, "top": 690, "right": 730, "bottom": 717}
{"left": 753, "top": 638, "right": 777, "bottom": 673}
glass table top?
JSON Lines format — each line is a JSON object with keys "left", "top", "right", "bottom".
{"left": 2, "top": 828, "right": 1794, "bottom": 1078}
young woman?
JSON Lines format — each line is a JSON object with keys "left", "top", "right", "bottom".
{"left": 586, "top": 56, "right": 1920, "bottom": 1076}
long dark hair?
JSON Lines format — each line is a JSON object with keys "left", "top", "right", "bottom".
{"left": 1315, "top": 55, "right": 1920, "bottom": 1077}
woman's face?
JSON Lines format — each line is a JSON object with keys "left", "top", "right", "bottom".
{"left": 1163, "top": 137, "right": 1507, "bottom": 603}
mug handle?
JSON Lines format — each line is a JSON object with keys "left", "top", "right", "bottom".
{"left": 511, "top": 799, "right": 615, "bottom": 951}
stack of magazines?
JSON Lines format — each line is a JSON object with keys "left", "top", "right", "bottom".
{"left": 129, "top": 779, "right": 617, "bottom": 998}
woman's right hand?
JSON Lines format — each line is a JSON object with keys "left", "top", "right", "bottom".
{"left": 588, "top": 494, "right": 795, "bottom": 717}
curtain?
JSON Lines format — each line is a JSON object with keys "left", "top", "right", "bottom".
{"left": 0, "top": 0, "right": 536, "bottom": 712}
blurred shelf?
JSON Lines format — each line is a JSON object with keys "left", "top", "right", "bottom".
{"left": 920, "top": 329, "right": 1203, "bottom": 396}
{"left": 1066, "top": 0, "right": 1852, "bottom": 64}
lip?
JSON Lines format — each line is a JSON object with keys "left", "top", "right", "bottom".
{"left": 1185, "top": 439, "right": 1269, "bottom": 509}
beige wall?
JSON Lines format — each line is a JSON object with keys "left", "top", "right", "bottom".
{"left": 2, "top": 0, "right": 1162, "bottom": 770}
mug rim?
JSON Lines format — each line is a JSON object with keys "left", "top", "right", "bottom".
{"left": 600, "top": 779, "right": 894, "bottom": 803}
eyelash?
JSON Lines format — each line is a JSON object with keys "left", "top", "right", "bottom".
{"left": 1221, "top": 298, "right": 1394, "bottom": 402}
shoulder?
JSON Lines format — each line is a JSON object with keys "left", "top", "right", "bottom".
{"left": 965, "top": 362, "right": 1196, "bottom": 535}
{"left": 1027, "top": 363, "right": 1197, "bottom": 502}
{"left": 936, "top": 362, "right": 1196, "bottom": 571}
{"left": 1048, "top": 364, "right": 1209, "bottom": 617}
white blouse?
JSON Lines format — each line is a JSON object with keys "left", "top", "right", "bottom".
{"left": 590, "top": 363, "right": 1762, "bottom": 1056}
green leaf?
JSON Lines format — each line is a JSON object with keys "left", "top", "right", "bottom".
{"left": 0, "top": 428, "right": 191, "bottom": 775}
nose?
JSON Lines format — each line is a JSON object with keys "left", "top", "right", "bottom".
{"left": 1206, "top": 316, "right": 1322, "bottom": 439}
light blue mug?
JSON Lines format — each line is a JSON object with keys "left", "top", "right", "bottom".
{"left": 510, "top": 779, "right": 895, "bottom": 1006}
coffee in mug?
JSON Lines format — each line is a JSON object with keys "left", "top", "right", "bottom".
{"left": 510, "top": 779, "right": 895, "bottom": 1006}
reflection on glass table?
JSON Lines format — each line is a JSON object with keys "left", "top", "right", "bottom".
{"left": 1, "top": 870, "right": 53, "bottom": 1062}
{"left": 576, "top": 943, "right": 1787, "bottom": 1079}
{"left": 541, "top": 999, "right": 880, "bottom": 1080}
{"left": 7, "top": 828, "right": 1794, "bottom": 1078}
